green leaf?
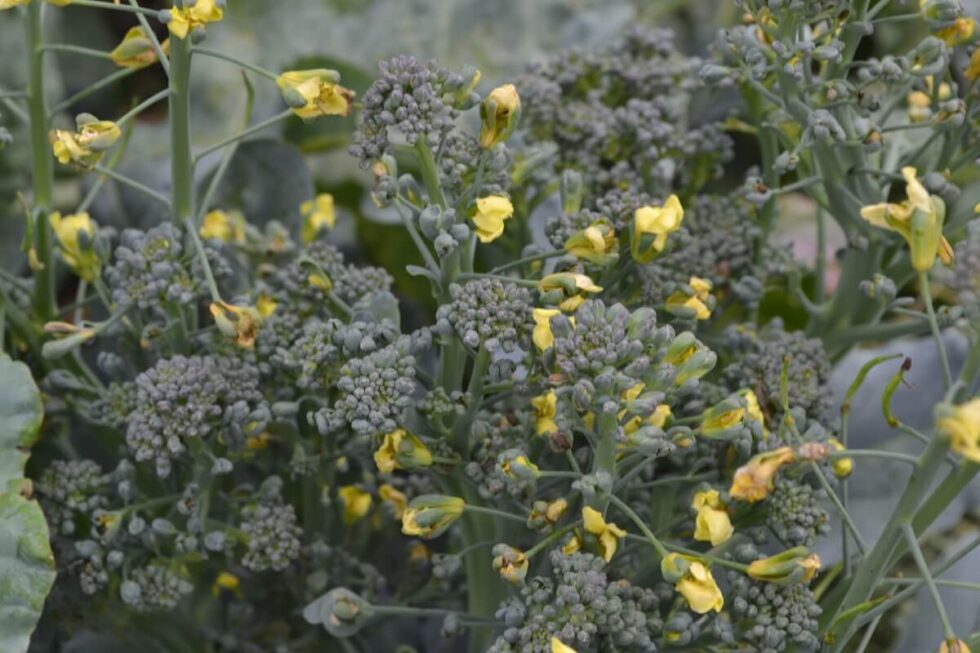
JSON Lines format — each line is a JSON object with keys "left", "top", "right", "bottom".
{"left": 0, "top": 355, "right": 54, "bottom": 653}
{"left": 0, "top": 355, "right": 43, "bottom": 491}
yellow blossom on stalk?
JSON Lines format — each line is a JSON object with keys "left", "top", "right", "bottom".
{"left": 492, "top": 544, "right": 529, "bottom": 584}
{"left": 692, "top": 490, "right": 733, "bottom": 546}
{"left": 379, "top": 484, "right": 408, "bottom": 519}
{"left": 564, "top": 219, "right": 618, "bottom": 265}
{"left": 701, "top": 397, "right": 745, "bottom": 437}
{"left": 480, "top": 84, "right": 521, "bottom": 148}
{"left": 631, "top": 195, "right": 684, "bottom": 263}
{"left": 936, "top": 17, "right": 975, "bottom": 45}
{"left": 859, "top": 166, "right": 953, "bottom": 272}
{"left": 276, "top": 69, "right": 354, "bottom": 119}
{"left": 211, "top": 571, "right": 240, "bottom": 596}
{"left": 110, "top": 27, "right": 169, "bottom": 69}
{"left": 307, "top": 270, "right": 332, "bottom": 292}
{"left": 209, "top": 301, "right": 262, "bottom": 349}
{"left": 967, "top": 49, "right": 980, "bottom": 81}
{"left": 729, "top": 446, "right": 798, "bottom": 502}
{"left": 164, "top": 0, "right": 224, "bottom": 40}
{"left": 300, "top": 193, "right": 336, "bottom": 244}
{"left": 50, "top": 116, "right": 121, "bottom": 168}
{"left": 532, "top": 308, "right": 562, "bottom": 351}
{"left": 620, "top": 383, "right": 672, "bottom": 436}
{"left": 531, "top": 390, "right": 558, "bottom": 435}
{"left": 661, "top": 553, "right": 724, "bottom": 614}
{"left": 937, "top": 398, "right": 980, "bottom": 463}
{"left": 500, "top": 453, "right": 540, "bottom": 480}
{"left": 49, "top": 211, "right": 100, "bottom": 281}
{"left": 551, "top": 637, "right": 578, "bottom": 653}
{"left": 939, "top": 638, "right": 973, "bottom": 653}
{"left": 747, "top": 547, "right": 822, "bottom": 585}
{"left": 256, "top": 294, "right": 277, "bottom": 318}
{"left": 472, "top": 195, "right": 514, "bottom": 243}
{"left": 543, "top": 498, "right": 568, "bottom": 524}
{"left": 665, "top": 276, "right": 713, "bottom": 320}
{"left": 401, "top": 495, "right": 465, "bottom": 539}
{"left": 200, "top": 209, "right": 246, "bottom": 244}
{"left": 373, "top": 428, "right": 433, "bottom": 473}
{"left": 908, "top": 91, "right": 933, "bottom": 122}
{"left": 538, "top": 273, "right": 602, "bottom": 312}
{"left": 582, "top": 507, "right": 626, "bottom": 562}
{"left": 338, "top": 485, "right": 372, "bottom": 524}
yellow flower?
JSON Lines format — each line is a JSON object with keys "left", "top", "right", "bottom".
{"left": 200, "top": 209, "right": 246, "bottom": 244}
{"left": 631, "top": 195, "right": 684, "bottom": 263}
{"left": 50, "top": 116, "right": 121, "bottom": 168}
{"left": 379, "top": 484, "right": 408, "bottom": 519}
{"left": 936, "top": 17, "right": 975, "bottom": 45}
{"left": 0, "top": 0, "right": 29, "bottom": 8}
{"left": 49, "top": 211, "right": 100, "bottom": 281}
{"left": 401, "top": 495, "right": 465, "bottom": 539}
{"left": 245, "top": 432, "right": 270, "bottom": 450}
{"left": 827, "top": 437, "right": 853, "bottom": 478}
{"left": 492, "top": 544, "right": 528, "bottom": 584}
{"left": 662, "top": 553, "right": 724, "bottom": 614}
{"left": 472, "top": 195, "right": 514, "bottom": 243}
{"left": 276, "top": 69, "right": 354, "bottom": 120}
{"left": 165, "top": 0, "right": 224, "bottom": 39}
{"left": 665, "top": 276, "right": 713, "bottom": 320}
{"left": 729, "top": 446, "right": 797, "bottom": 502}
{"left": 701, "top": 397, "right": 745, "bottom": 437}
{"left": 859, "top": 167, "right": 953, "bottom": 272}
{"left": 620, "top": 383, "right": 672, "bottom": 436}
{"left": 741, "top": 389, "right": 766, "bottom": 427}
{"left": 307, "top": 271, "right": 332, "bottom": 292}
{"left": 551, "top": 637, "right": 578, "bottom": 653}
{"left": 373, "top": 429, "right": 433, "bottom": 473}
{"left": 937, "top": 398, "right": 980, "bottom": 463}
{"left": 212, "top": 571, "right": 240, "bottom": 596}
{"left": 338, "top": 485, "right": 373, "bottom": 524}
{"left": 692, "top": 490, "right": 733, "bottom": 546}
{"left": 531, "top": 390, "right": 558, "bottom": 435}
{"left": 301, "top": 193, "right": 336, "bottom": 243}
{"left": 538, "top": 273, "right": 602, "bottom": 312}
{"left": 747, "top": 547, "right": 822, "bottom": 585}
{"left": 532, "top": 308, "right": 561, "bottom": 351}
{"left": 939, "top": 638, "right": 972, "bottom": 653}
{"left": 967, "top": 48, "right": 980, "bottom": 81}
{"left": 110, "top": 26, "right": 169, "bottom": 69}
{"left": 209, "top": 301, "right": 262, "bottom": 349}
{"left": 256, "top": 294, "right": 277, "bottom": 318}
{"left": 564, "top": 219, "right": 618, "bottom": 265}
{"left": 480, "top": 84, "right": 521, "bottom": 148}
{"left": 500, "top": 452, "right": 540, "bottom": 480}
{"left": 582, "top": 506, "right": 626, "bottom": 562}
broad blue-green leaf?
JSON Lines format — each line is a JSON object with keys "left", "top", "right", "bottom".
{"left": 0, "top": 355, "right": 54, "bottom": 653}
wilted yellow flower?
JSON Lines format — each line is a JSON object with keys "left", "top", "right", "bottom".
{"left": 209, "top": 301, "right": 262, "bottom": 349}
{"left": 538, "top": 273, "right": 602, "bottom": 312}
{"left": 564, "top": 219, "right": 618, "bottom": 265}
{"left": 492, "top": 544, "right": 529, "bottom": 584}
{"left": 256, "top": 294, "right": 277, "bottom": 318}
{"left": 379, "top": 484, "right": 408, "bottom": 519}
{"left": 937, "top": 398, "right": 980, "bottom": 463}
{"left": 531, "top": 390, "right": 558, "bottom": 435}
{"left": 301, "top": 193, "right": 336, "bottom": 243}
{"left": 50, "top": 116, "right": 121, "bottom": 168}
{"left": 110, "top": 26, "right": 169, "bottom": 69}
{"left": 729, "top": 446, "right": 797, "bottom": 502}
{"left": 620, "top": 383, "right": 672, "bottom": 436}
{"left": 373, "top": 429, "right": 433, "bottom": 473}
{"left": 936, "top": 17, "right": 975, "bottom": 45}
{"left": 860, "top": 167, "right": 953, "bottom": 272}
{"left": 532, "top": 308, "right": 562, "bottom": 351}
{"left": 165, "top": 0, "right": 223, "bottom": 39}
{"left": 662, "top": 553, "right": 724, "bottom": 614}
{"left": 665, "top": 276, "right": 713, "bottom": 320}
{"left": 200, "top": 209, "right": 246, "bottom": 244}
{"left": 472, "top": 195, "right": 514, "bottom": 243}
{"left": 551, "top": 637, "right": 578, "bottom": 653}
{"left": 938, "top": 638, "right": 973, "bottom": 653}
{"left": 338, "top": 485, "right": 373, "bottom": 524}
{"left": 631, "top": 195, "right": 684, "bottom": 263}
{"left": 211, "top": 571, "right": 240, "bottom": 596}
{"left": 277, "top": 69, "right": 354, "bottom": 119}
{"left": 480, "top": 84, "right": 520, "bottom": 148}
{"left": 692, "top": 490, "right": 733, "bottom": 546}
{"left": 967, "top": 49, "right": 980, "bottom": 81}
{"left": 747, "top": 547, "right": 822, "bottom": 585}
{"left": 582, "top": 506, "right": 626, "bottom": 562}
{"left": 401, "top": 495, "right": 465, "bottom": 539}
{"left": 49, "top": 211, "right": 101, "bottom": 281}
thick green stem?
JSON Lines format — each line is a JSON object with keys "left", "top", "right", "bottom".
{"left": 589, "top": 412, "right": 618, "bottom": 511}
{"left": 168, "top": 35, "right": 194, "bottom": 223}
{"left": 26, "top": 2, "right": 56, "bottom": 321}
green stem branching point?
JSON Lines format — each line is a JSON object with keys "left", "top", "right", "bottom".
{"left": 116, "top": 89, "right": 171, "bottom": 127}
